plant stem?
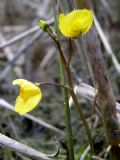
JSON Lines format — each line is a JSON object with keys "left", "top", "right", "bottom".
{"left": 50, "top": 32, "right": 94, "bottom": 153}
{"left": 53, "top": 2, "right": 75, "bottom": 160}
{"left": 46, "top": 25, "right": 94, "bottom": 153}
{"left": 37, "top": 82, "right": 71, "bottom": 91}
{"left": 65, "top": 65, "right": 94, "bottom": 154}
{"left": 40, "top": 9, "right": 94, "bottom": 155}
{"left": 59, "top": 58, "right": 75, "bottom": 160}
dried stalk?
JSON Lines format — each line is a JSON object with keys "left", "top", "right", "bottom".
{"left": 82, "top": 26, "right": 120, "bottom": 159}
{"left": 0, "top": 133, "right": 54, "bottom": 160}
{"left": 0, "top": 18, "right": 54, "bottom": 49}
{"left": 94, "top": 15, "right": 120, "bottom": 74}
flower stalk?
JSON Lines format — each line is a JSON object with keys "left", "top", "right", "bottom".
{"left": 56, "top": 40, "right": 94, "bottom": 154}
{"left": 53, "top": 4, "right": 75, "bottom": 160}
{"left": 39, "top": 21, "right": 94, "bottom": 154}
{"left": 36, "top": 82, "right": 72, "bottom": 91}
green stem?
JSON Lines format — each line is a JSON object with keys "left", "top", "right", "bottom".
{"left": 66, "top": 66, "right": 94, "bottom": 154}
{"left": 41, "top": 2, "right": 93, "bottom": 154}
{"left": 53, "top": 2, "right": 75, "bottom": 160}
{"left": 45, "top": 24, "right": 94, "bottom": 153}
{"left": 59, "top": 57, "right": 75, "bottom": 160}
{"left": 56, "top": 41, "right": 94, "bottom": 154}
{"left": 45, "top": 22, "right": 94, "bottom": 153}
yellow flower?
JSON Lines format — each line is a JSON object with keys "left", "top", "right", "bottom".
{"left": 59, "top": 9, "right": 93, "bottom": 38}
{"left": 13, "top": 79, "right": 42, "bottom": 115}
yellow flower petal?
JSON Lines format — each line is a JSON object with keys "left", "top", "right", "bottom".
{"left": 59, "top": 9, "right": 93, "bottom": 38}
{"left": 15, "top": 95, "right": 41, "bottom": 115}
{"left": 13, "top": 79, "right": 39, "bottom": 91}
{"left": 59, "top": 13, "right": 65, "bottom": 21}
{"left": 13, "top": 79, "right": 42, "bottom": 115}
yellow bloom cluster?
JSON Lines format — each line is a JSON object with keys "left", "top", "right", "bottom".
{"left": 59, "top": 9, "right": 93, "bottom": 38}
{"left": 13, "top": 79, "right": 42, "bottom": 115}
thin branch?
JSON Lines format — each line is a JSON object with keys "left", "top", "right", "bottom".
{"left": 0, "top": 31, "right": 41, "bottom": 81}
{"left": 38, "top": 82, "right": 72, "bottom": 91}
{"left": 0, "top": 133, "right": 54, "bottom": 160}
{"left": 0, "top": 27, "right": 43, "bottom": 81}
{"left": 0, "top": 32, "right": 23, "bottom": 78}
{"left": 0, "top": 19, "right": 54, "bottom": 49}
{"left": 0, "top": 26, "right": 38, "bottom": 48}
{"left": 38, "top": 47, "right": 54, "bottom": 69}
{"left": 0, "top": 32, "right": 14, "bottom": 60}
{"left": 69, "top": 81, "right": 120, "bottom": 120}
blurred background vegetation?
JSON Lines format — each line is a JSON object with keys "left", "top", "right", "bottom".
{"left": 0, "top": 0, "right": 120, "bottom": 159}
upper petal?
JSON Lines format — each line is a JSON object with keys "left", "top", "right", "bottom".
{"left": 13, "top": 79, "right": 40, "bottom": 92}
{"left": 59, "top": 9, "right": 93, "bottom": 38}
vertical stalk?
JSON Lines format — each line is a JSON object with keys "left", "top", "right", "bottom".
{"left": 45, "top": 22, "right": 94, "bottom": 155}
{"left": 82, "top": 25, "right": 120, "bottom": 160}
{"left": 41, "top": 1, "right": 94, "bottom": 155}
{"left": 65, "top": 66, "right": 94, "bottom": 154}
{"left": 73, "top": 0, "right": 120, "bottom": 159}
{"left": 54, "top": 40, "right": 94, "bottom": 154}
{"left": 46, "top": 28, "right": 94, "bottom": 154}
{"left": 59, "top": 55, "right": 75, "bottom": 160}
{"left": 53, "top": 2, "right": 75, "bottom": 160}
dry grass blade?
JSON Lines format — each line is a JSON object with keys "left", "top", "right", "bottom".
{"left": 0, "top": 18, "right": 54, "bottom": 49}
{"left": 68, "top": 81, "right": 120, "bottom": 120}
{"left": 80, "top": 145, "right": 90, "bottom": 160}
{"left": 0, "top": 26, "right": 39, "bottom": 48}
{"left": 94, "top": 14, "right": 120, "bottom": 73}
{"left": 0, "top": 133, "right": 54, "bottom": 160}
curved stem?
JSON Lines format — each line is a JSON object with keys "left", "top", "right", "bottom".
{"left": 53, "top": 3, "right": 75, "bottom": 160}
{"left": 50, "top": 33, "right": 93, "bottom": 153}
{"left": 43, "top": 24, "right": 94, "bottom": 154}
{"left": 36, "top": 82, "right": 72, "bottom": 91}
{"left": 54, "top": 36, "right": 94, "bottom": 153}
{"left": 66, "top": 66, "right": 94, "bottom": 154}
{"left": 67, "top": 38, "right": 73, "bottom": 65}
